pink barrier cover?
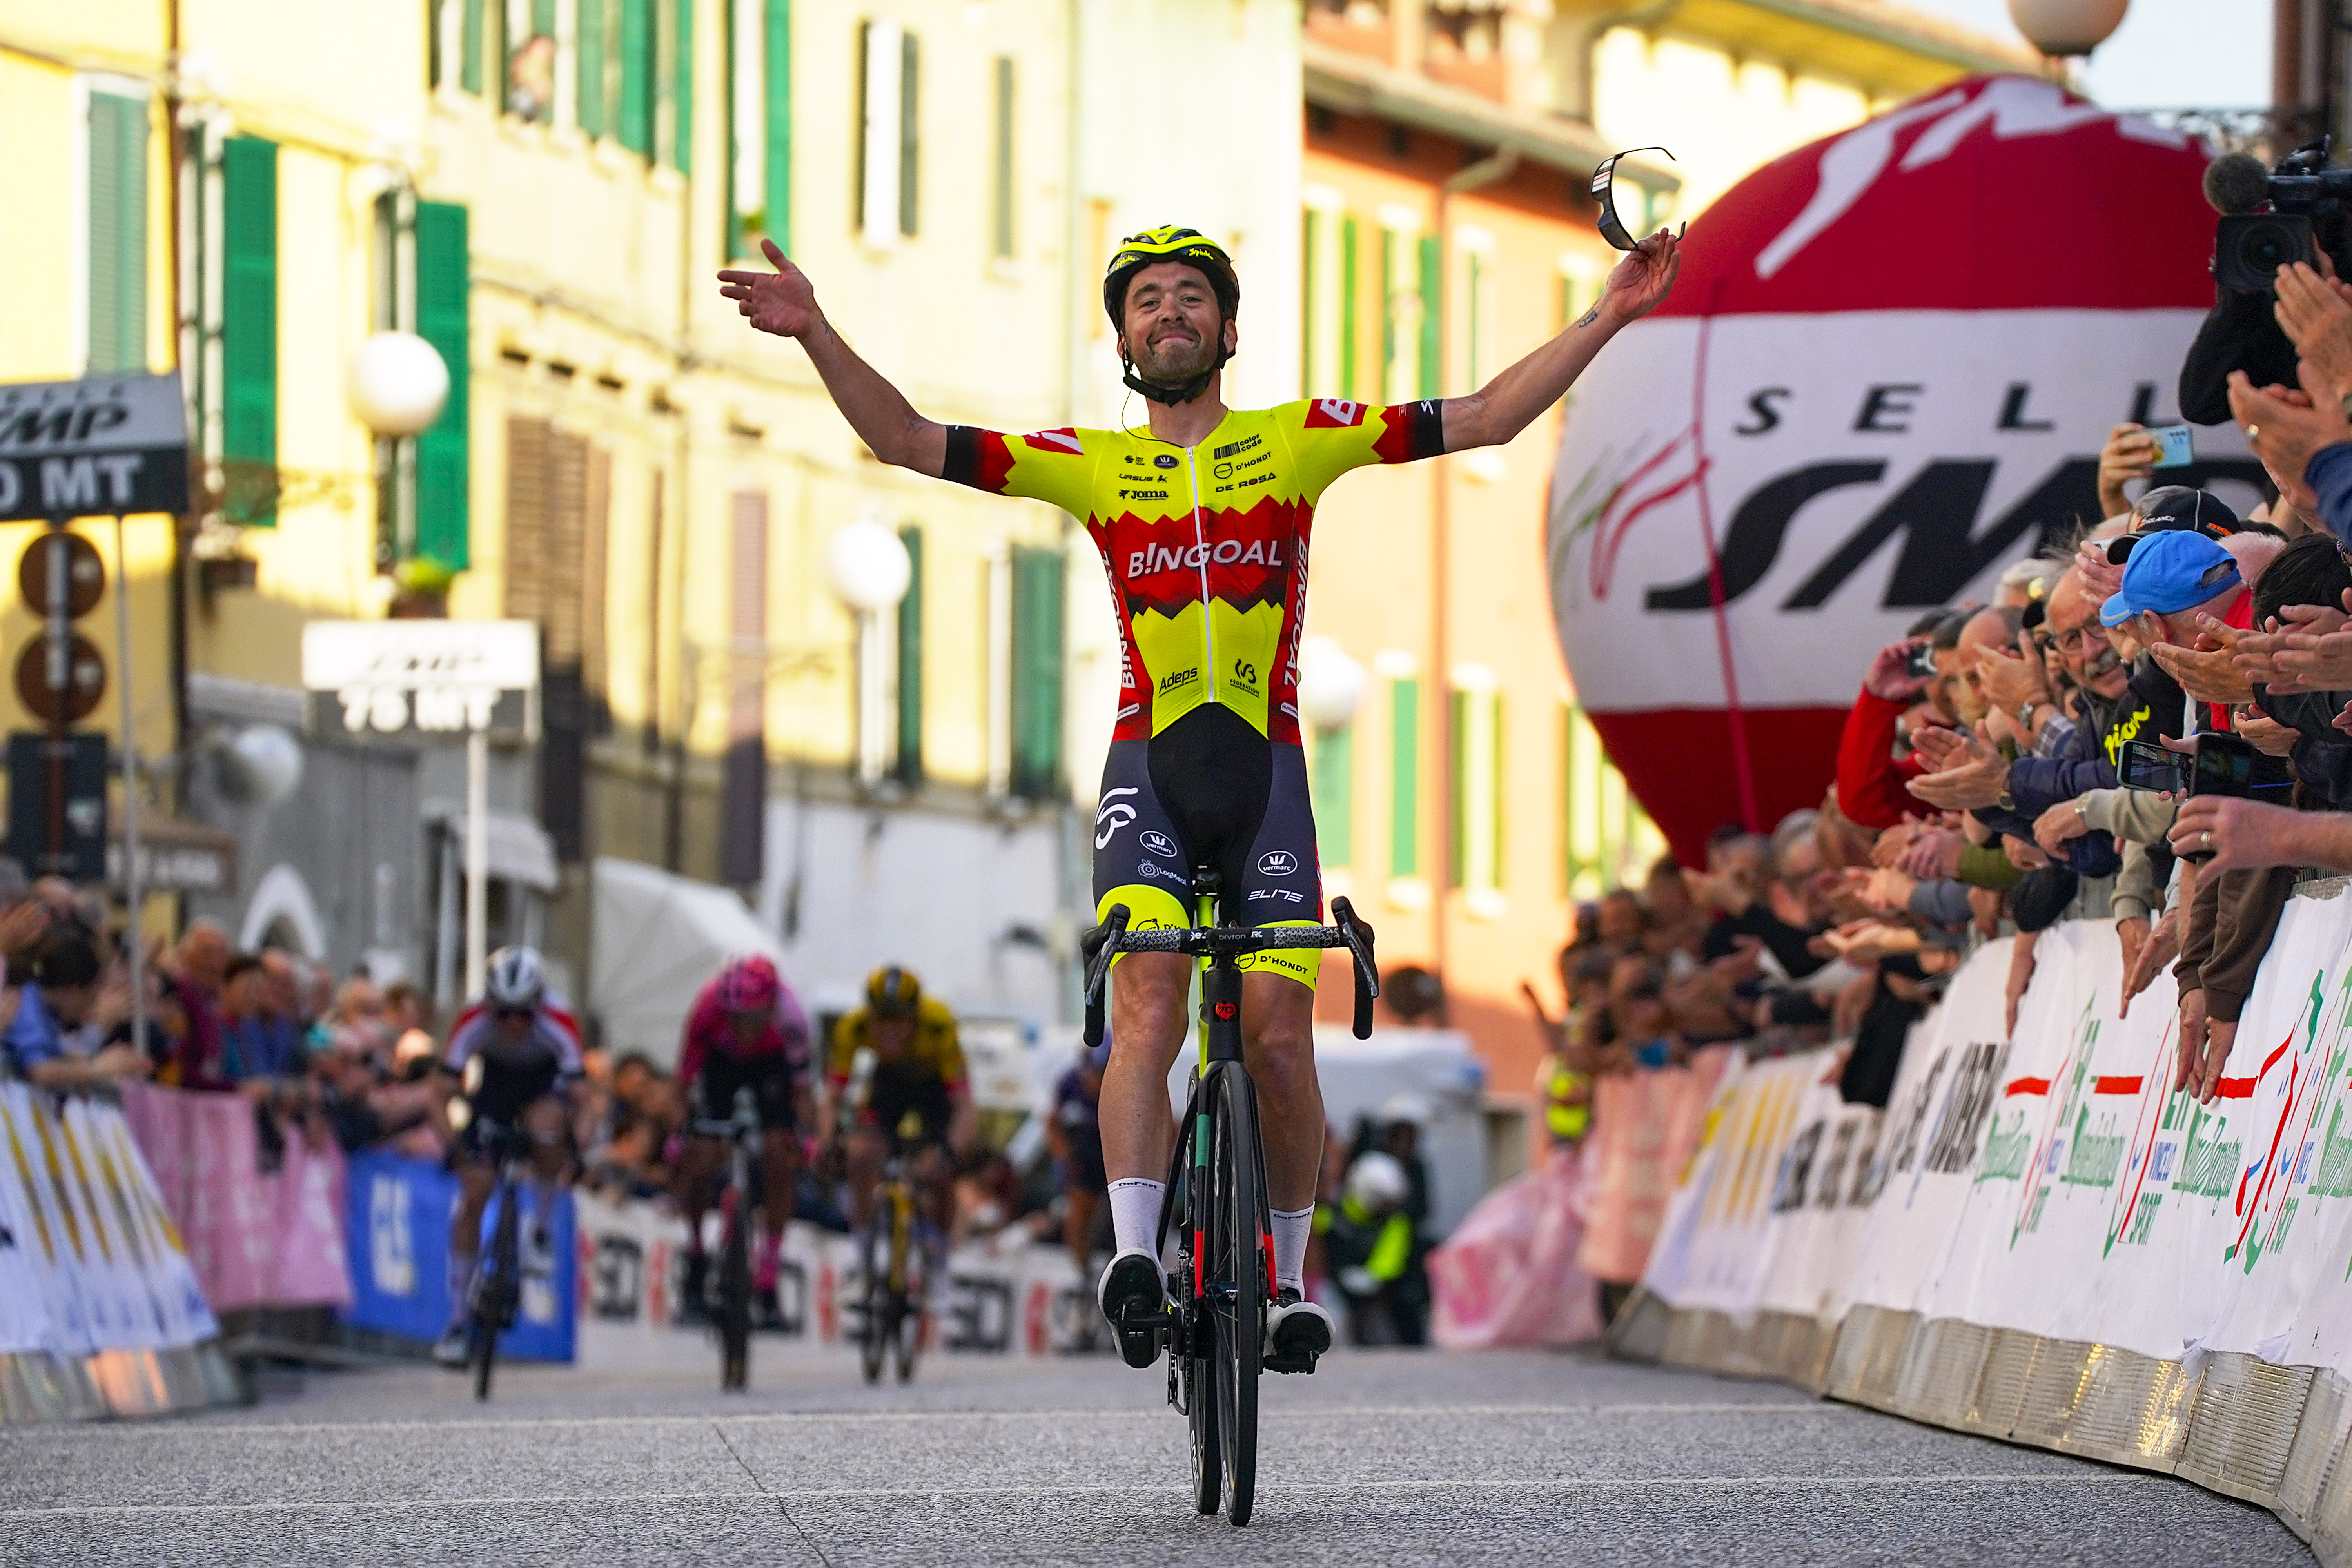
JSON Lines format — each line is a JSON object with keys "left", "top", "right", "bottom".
{"left": 120, "top": 1083, "right": 353, "bottom": 1312}
{"left": 1428, "top": 1144, "right": 1604, "bottom": 1349}
{"left": 1576, "top": 1047, "right": 1737, "bottom": 1287}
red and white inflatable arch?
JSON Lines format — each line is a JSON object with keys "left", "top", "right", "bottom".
{"left": 1549, "top": 74, "right": 2260, "bottom": 862}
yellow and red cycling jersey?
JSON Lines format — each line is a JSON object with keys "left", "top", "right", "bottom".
{"left": 942, "top": 398, "right": 1444, "bottom": 743}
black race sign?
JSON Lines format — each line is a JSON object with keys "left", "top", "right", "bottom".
{"left": 0, "top": 372, "right": 189, "bottom": 521}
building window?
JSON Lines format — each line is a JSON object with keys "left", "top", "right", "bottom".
{"left": 728, "top": 0, "right": 791, "bottom": 258}
{"left": 857, "top": 18, "right": 918, "bottom": 245}
{"left": 1459, "top": 234, "right": 1495, "bottom": 392}
{"left": 1009, "top": 544, "right": 1063, "bottom": 799}
{"left": 1301, "top": 192, "right": 1344, "bottom": 399}
{"left": 1561, "top": 698, "right": 1652, "bottom": 897}
{"left": 1379, "top": 215, "right": 1421, "bottom": 405}
{"left": 575, "top": 0, "right": 655, "bottom": 144}
{"left": 85, "top": 87, "right": 149, "bottom": 376}
{"left": 1388, "top": 676, "right": 1419, "bottom": 878}
{"left": 662, "top": 0, "right": 694, "bottom": 171}
{"left": 507, "top": 0, "right": 556, "bottom": 123}
{"left": 220, "top": 134, "right": 278, "bottom": 526}
{"left": 1449, "top": 680, "right": 1502, "bottom": 901}
{"left": 895, "top": 523, "right": 924, "bottom": 783}
{"left": 1417, "top": 233, "right": 1441, "bottom": 399}
{"left": 1339, "top": 214, "right": 1359, "bottom": 400}
{"left": 414, "top": 201, "right": 471, "bottom": 569}
{"left": 1311, "top": 722, "right": 1352, "bottom": 869}
{"left": 990, "top": 56, "right": 1014, "bottom": 259}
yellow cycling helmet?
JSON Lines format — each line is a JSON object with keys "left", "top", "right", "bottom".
{"left": 1102, "top": 226, "right": 1240, "bottom": 405}
{"left": 866, "top": 964, "right": 923, "bottom": 1019}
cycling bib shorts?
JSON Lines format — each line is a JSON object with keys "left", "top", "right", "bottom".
{"left": 942, "top": 398, "right": 1444, "bottom": 988}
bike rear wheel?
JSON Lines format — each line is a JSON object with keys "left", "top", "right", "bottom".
{"left": 1210, "top": 1066, "right": 1265, "bottom": 1525}
{"left": 718, "top": 1191, "right": 752, "bottom": 1392}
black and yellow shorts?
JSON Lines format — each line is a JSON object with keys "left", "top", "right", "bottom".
{"left": 1090, "top": 704, "right": 1323, "bottom": 988}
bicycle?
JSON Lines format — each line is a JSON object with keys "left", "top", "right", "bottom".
{"left": 857, "top": 1115, "right": 931, "bottom": 1385}
{"left": 465, "top": 1119, "right": 537, "bottom": 1403}
{"left": 687, "top": 1086, "right": 764, "bottom": 1392}
{"left": 1080, "top": 866, "right": 1378, "bottom": 1527}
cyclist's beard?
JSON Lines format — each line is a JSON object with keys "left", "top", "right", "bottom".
{"left": 1129, "top": 324, "right": 1218, "bottom": 390}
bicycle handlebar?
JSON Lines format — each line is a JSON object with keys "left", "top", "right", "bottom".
{"left": 1080, "top": 897, "right": 1380, "bottom": 1047}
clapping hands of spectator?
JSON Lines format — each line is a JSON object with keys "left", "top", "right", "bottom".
{"left": 2075, "top": 535, "right": 2126, "bottom": 603}
{"left": 2033, "top": 800, "right": 2089, "bottom": 859}
{"left": 1907, "top": 726, "right": 2010, "bottom": 811}
{"left": 2004, "top": 835, "right": 2051, "bottom": 871}
{"left": 2096, "top": 422, "right": 2158, "bottom": 519}
{"left": 2148, "top": 613, "right": 2257, "bottom": 706}
{"left": 2247, "top": 596, "right": 2352, "bottom": 691}
{"left": 2274, "top": 261, "right": 2352, "bottom": 403}
{"left": 1863, "top": 639, "right": 1931, "bottom": 702}
{"left": 1822, "top": 920, "right": 1921, "bottom": 960}
{"left": 2236, "top": 708, "right": 2299, "bottom": 757}
{"left": 2228, "top": 367, "right": 2349, "bottom": 515}
{"left": 1900, "top": 824, "right": 1964, "bottom": 880}
{"left": 1857, "top": 867, "right": 1915, "bottom": 916}
{"left": 1975, "top": 633, "right": 2051, "bottom": 714}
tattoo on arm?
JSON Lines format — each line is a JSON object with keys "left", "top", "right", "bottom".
{"left": 1573, "top": 303, "right": 1602, "bottom": 329}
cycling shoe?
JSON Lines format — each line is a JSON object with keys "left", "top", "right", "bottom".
{"left": 1263, "top": 1289, "right": 1332, "bottom": 1374}
{"left": 1096, "top": 1248, "right": 1169, "bottom": 1369}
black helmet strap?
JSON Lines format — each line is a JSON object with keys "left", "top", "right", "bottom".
{"left": 1118, "top": 331, "right": 1234, "bottom": 407}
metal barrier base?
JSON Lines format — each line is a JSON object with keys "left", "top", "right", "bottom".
{"left": 0, "top": 1342, "right": 244, "bottom": 1423}
{"left": 1616, "top": 1301, "right": 2352, "bottom": 1565}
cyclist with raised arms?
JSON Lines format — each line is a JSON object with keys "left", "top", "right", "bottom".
{"left": 429, "top": 945, "right": 582, "bottom": 1367}
{"left": 673, "top": 953, "right": 814, "bottom": 1327}
{"left": 719, "top": 219, "right": 1679, "bottom": 1376}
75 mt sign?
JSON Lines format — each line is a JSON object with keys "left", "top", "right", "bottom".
{"left": 300, "top": 620, "right": 539, "bottom": 743}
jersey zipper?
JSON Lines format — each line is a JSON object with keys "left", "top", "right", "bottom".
{"left": 1185, "top": 445, "right": 1214, "bottom": 701}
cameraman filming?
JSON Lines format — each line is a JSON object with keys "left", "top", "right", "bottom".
{"left": 2180, "top": 144, "right": 2352, "bottom": 427}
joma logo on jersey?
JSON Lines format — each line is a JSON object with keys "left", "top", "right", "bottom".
{"left": 1305, "top": 399, "right": 1365, "bottom": 429}
{"left": 1127, "top": 539, "right": 1287, "bottom": 576}
{"left": 1119, "top": 488, "right": 1169, "bottom": 501}
{"left": 1213, "top": 434, "right": 1261, "bottom": 460}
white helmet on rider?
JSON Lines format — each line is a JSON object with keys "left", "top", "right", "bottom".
{"left": 1344, "top": 1151, "right": 1409, "bottom": 1214}
{"left": 484, "top": 946, "right": 546, "bottom": 1009}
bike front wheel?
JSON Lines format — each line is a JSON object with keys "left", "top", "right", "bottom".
{"left": 1210, "top": 1065, "right": 1265, "bottom": 1525}
{"left": 858, "top": 1223, "right": 889, "bottom": 1385}
{"left": 718, "top": 1192, "right": 753, "bottom": 1392}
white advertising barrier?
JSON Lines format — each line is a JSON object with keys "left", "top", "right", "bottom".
{"left": 1622, "top": 891, "right": 2352, "bottom": 1563}
{"left": 0, "top": 1083, "right": 234, "bottom": 1420}
{"left": 568, "top": 1194, "right": 1096, "bottom": 1368}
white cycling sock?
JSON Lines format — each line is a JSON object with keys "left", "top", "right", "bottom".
{"left": 1270, "top": 1207, "right": 1315, "bottom": 1296}
{"left": 1107, "top": 1178, "right": 1166, "bottom": 1256}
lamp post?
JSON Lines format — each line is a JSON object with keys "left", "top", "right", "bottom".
{"left": 2006, "top": 0, "right": 2128, "bottom": 56}
{"left": 826, "top": 517, "right": 913, "bottom": 788}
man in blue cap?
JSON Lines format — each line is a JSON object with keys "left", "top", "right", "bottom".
{"left": 2100, "top": 528, "right": 2255, "bottom": 731}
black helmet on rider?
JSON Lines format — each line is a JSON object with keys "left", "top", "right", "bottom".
{"left": 865, "top": 964, "right": 922, "bottom": 1020}
{"left": 1102, "top": 225, "right": 1238, "bottom": 407}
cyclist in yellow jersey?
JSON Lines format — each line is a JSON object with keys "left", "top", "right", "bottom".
{"left": 719, "top": 220, "right": 1680, "bottom": 1374}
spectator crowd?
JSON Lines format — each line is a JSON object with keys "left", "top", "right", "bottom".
{"left": 1533, "top": 185, "right": 2352, "bottom": 1154}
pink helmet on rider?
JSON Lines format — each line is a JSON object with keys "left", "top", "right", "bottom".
{"left": 716, "top": 954, "right": 781, "bottom": 1014}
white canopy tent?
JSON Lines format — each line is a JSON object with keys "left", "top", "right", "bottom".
{"left": 590, "top": 858, "right": 787, "bottom": 1070}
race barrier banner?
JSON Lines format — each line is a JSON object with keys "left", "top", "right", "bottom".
{"left": 1619, "top": 887, "right": 2352, "bottom": 1565}
{"left": 0, "top": 1082, "right": 237, "bottom": 1420}
{"left": 343, "top": 1150, "right": 576, "bottom": 1362}
{"left": 121, "top": 1083, "right": 352, "bottom": 1315}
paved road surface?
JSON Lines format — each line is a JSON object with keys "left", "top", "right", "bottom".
{"left": 0, "top": 1343, "right": 2316, "bottom": 1566}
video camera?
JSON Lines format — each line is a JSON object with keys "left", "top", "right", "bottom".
{"left": 2208, "top": 139, "right": 2352, "bottom": 292}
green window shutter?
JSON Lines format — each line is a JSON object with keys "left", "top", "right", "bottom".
{"left": 896, "top": 29, "right": 918, "bottom": 238}
{"left": 1300, "top": 207, "right": 1319, "bottom": 399}
{"left": 1378, "top": 228, "right": 1395, "bottom": 399}
{"left": 1488, "top": 693, "right": 1505, "bottom": 892}
{"left": 1339, "top": 215, "right": 1358, "bottom": 400}
{"left": 619, "top": 0, "right": 652, "bottom": 154}
{"left": 1009, "top": 546, "right": 1064, "bottom": 799}
{"left": 669, "top": 0, "right": 693, "bottom": 172}
{"left": 895, "top": 524, "right": 923, "bottom": 783}
{"left": 1389, "top": 678, "right": 1419, "bottom": 878}
{"left": 533, "top": 0, "right": 557, "bottom": 36}
{"left": 764, "top": 0, "right": 791, "bottom": 254}
{"left": 462, "top": 0, "right": 485, "bottom": 92}
{"left": 87, "top": 91, "right": 148, "bottom": 376}
{"left": 1448, "top": 688, "right": 1467, "bottom": 889}
{"left": 221, "top": 136, "right": 278, "bottom": 524}
{"left": 414, "top": 201, "right": 471, "bottom": 569}
{"left": 578, "top": 0, "right": 610, "bottom": 136}
{"left": 1418, "top": 232, "right": 1441, "bottom": 400}
{"left": 1312, "top": 722, "right": 1352, "bottom": 869}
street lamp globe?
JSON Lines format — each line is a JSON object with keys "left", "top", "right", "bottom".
{"left": 347, "top": 330, "right": 450, "bottom": 437}
{"left": 827, "top": 517, "right": 912, "bottom": 612}
{"left": 223, "top": 723, "right": 305, "bottom": 808}
{"left": 2006, "top": 0, "right": 2127, "bottom": 56}
{"left": 1296, "top": 635, "right": 1367, "bottom": 730}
